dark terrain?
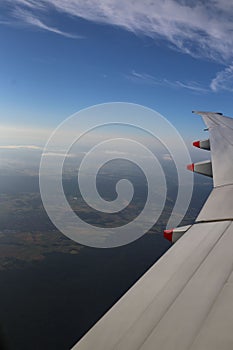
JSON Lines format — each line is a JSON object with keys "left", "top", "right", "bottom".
{"left": 0, "top": 166, "right": 212, "bottom": 350}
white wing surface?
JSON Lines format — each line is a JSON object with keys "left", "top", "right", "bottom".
{"left": 72, "top": 112, "right": 233, "bottom": 350}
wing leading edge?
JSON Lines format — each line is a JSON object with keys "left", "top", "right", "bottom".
{"left": 71, "top": 112, "right": 233, "bottom": 350}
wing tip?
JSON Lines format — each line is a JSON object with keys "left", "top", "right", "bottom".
{"left": 192, "top": 110, "right": 223, "bottom": 116}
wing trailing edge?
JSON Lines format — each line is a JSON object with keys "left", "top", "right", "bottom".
{"left": 71, "top": 111, "right": 233, "bottom": 350}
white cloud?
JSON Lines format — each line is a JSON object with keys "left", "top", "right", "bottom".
{"left": 6, "top": 4, "right": 82, "bottom": 38}
{"left": 128, "top": 70, "right": 208, "bottom": 93}
{"left": 4, "top": 0, "right": 233, "bottom": 93}
{"left": 0, "top": 125, "right": 51, "bottom": 146}
{"left": 24, "top": 15, "right": 81, "bottom": 39}
{"left": 170, "top": 80, "right": 208, "bottom": 93}
{"left": 13, "top": 0, "right": 45, "bottom": 10}
{"left": 128, "top": 71, "right": 159, "bottom": 86}
{"left": 4, "top": 0, "right": 233, "bottom": 62}
{"left": 104, "top": 150, "right": 129, "bottom": 156}
{"left": 0, "top": 145, "right": 42, "bottom": 150}
{"left": 162, "top": 153, "right": 173, "bottom": 161}
{"left": 210, "top": 65, "right": 233, "bottom": 92}
{"left": 42, "top": 151, "right": 75, "bottom": 157}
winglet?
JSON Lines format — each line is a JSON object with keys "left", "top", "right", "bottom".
{"left": 192, "top": 111, "right": 233, "bottom": 186}
{"left": 192, "top": 110, "right": 223, "bottom": 116}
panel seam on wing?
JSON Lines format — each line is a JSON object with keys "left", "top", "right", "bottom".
{"left": 113, "top": 222, "right": 231, "bottom": 350}
{"left": 185, "top": 221, "right": 233, "bottom": 350}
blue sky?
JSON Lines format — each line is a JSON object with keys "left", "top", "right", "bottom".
{"left": 1, "top": 0, "right": 233, "bottom": 146}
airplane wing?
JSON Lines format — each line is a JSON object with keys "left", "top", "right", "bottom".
{"left": 71, "top": 112, "right": 233, "bottom": 350}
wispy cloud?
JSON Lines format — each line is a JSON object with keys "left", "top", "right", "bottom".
{"left": 3, "top": 3, "right": 83, "bottom": 39}
{"left": 3, "top": 0, "right": 233, "bottom": 92}
{"left": 162, "top": 153, "right": 173, "bottom": 161}
{"left": 128, "top": 71, "right": 159, "bottom": 86}
{"left": 21, "top": 14, "right": 81, "bottom": 39}
{"left": 127, "top": 70, "right": 208, "bottom": 94}
{"left": 3, "top": 0, "right": 233, "bottom": 63}
{"left": 104, "top": 150, "right": 129, "bottom": 156}
{"left": 12, "top": 0, "right": 46, "bottom": 10}
{"left": 170, "top": 80, "right": 209, "bottom": 93}
{"left": 210, "top": 65, "right": 233, "bottom": 92}
{"left": 0, "top": 145, "right": 42, "bottom": 150}
{"left": 42, "top": 151, "right": 75, "bottom": 157}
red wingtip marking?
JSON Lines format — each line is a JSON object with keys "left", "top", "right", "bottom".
{"left": 187, "top": 163, "right": 194, "bottom": 172}
{"left": 193, "top": 140, "right": 200, "bottom": 148}
{"left": 164, "top": 229, "right": 173, "bottom": 242}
